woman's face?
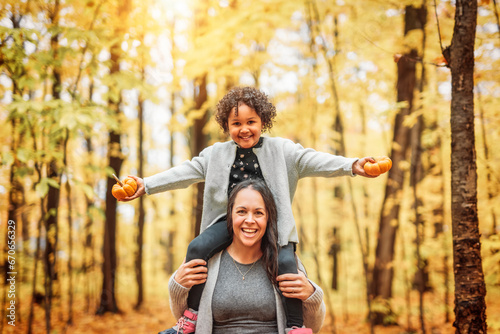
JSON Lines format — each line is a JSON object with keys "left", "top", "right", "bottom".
{"left": 231, "top": 188, "right": 268, "bottom": 250}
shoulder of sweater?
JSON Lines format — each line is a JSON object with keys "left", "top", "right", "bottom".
{"left": 262, "top": 136, "right": 299, "bottom": 148}
{"left": 211, "top": 140, "right": 236, "bottom": 151}
{"left": 199, "top": 141, "right": 234, "bottom": 157}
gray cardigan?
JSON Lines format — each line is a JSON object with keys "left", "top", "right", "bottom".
{"left": 144, "top": 136, "right": 357, "bottom": 246}
{"left": 168, "top": 251, "right": 326, "bottom": 333}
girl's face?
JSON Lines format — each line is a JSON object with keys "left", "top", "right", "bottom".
{"left": 231, "top": 188, "right": 268, "bottom": 251}
{"left": 227, "top": 103, "right": 263, "bottom": 149}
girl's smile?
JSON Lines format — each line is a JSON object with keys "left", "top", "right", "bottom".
{"left": 227, "top": 103, "right": 263, "bottom": 149}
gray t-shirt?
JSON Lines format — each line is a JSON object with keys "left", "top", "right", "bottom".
{"left": 212, "top": 250, "right": 278, "bottom": 334}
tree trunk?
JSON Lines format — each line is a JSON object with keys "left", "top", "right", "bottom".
{"left": 165, "top": 91, "right": 177, "bottom": 275}
{"left": 97, "top": 0, "right": 130, "bottom": 315}
{"left": 5, "top": 121, "right": 25, "bottom": 332}
{"left": 27, "top": 109, "right": 45, "bottom": 334}
{"left": 83, "top": 84, "right": 96, "bottom": 313}
{"left": 98, "top": 126, "right": 122, "bottom": 315}
{"left": 44, "top": 158, "right": 61, "bottom": 332}
{"left": 427, "top": 78, "right": 450, "bottom": 323}
{"left": 492, "top": 0, "right": 500, "bottom": 37}
{"left": 4, "top": 12, "right": 27, "bottom": 332}
{"left": 44, "top": 2, "right": 63, "bottom": 328}
{"left": 63, "top": 130, "right": 74, "bottom": 325}
{"left": 371, "top": 5, "right": 426, "bottom": 325}
{"left": 28, "top": 207, "right": 44, "bottom": 334}
{"left": 192, "top": 75, "right": 208, "bottom": 237}
{"left": 329, "top": 227, "right": 340, "bottom": 290}
{"left": 135, "top": 93, "right": 146, "bottom": 310}
{"left": 449, "top": 1, "right": 487, "bottom": 332}
{"left": 410, "top": 5, "right": 428, "bottom": 331}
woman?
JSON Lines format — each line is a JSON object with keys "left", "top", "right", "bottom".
{"left": 163, "top": 179, "right": 325, "bottom": 334}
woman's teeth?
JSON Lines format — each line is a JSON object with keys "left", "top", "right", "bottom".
{"left": 242, "top": 228, "right": 257, "bottom": 234}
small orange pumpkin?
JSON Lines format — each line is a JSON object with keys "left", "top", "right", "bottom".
{"left": 363, "top": 156, "right": 392, "bottom": 176}
{"left": 111, "top": 174, "right": 137, "bottom": 200}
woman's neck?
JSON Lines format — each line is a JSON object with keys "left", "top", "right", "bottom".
{"left": 226, "top": 243, "right": 263, "bottom": 264}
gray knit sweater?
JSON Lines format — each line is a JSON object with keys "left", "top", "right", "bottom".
{"left": 168, "top": 251, "right": 326, "bottom": 334}
{"left": 144, "top": 136, "right": 357, "bottom": 246}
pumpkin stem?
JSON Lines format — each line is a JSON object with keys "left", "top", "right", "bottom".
{"left": 112, "top": 174, "right": 124, "bottom": 187}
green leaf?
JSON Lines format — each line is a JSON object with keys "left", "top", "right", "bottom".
{"left": 105, "top": 166, "right": 117, "bottom": 177}
{"left": 46, "top": 178, "right": 61, "bottom": 189}
{"left": 73, "top": 179, "right": 96, "bottom": 200}
{"left": 81, "top": 183, "right": 95, "bottom": 200}
{"left": 1, "top": 152, "right": 14, "bottom": 166}
{"left": 36, "top": 180, "right": 49, "bottom": 198}
{"left": 17, "top": 148, "right": 31, "bottom": 163}
{"left": 35, "top": 177, "right": 60, "bottom": 198}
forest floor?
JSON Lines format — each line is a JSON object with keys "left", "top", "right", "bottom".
{"left": 4, "top": 286, "right": 500, "bottom": 334}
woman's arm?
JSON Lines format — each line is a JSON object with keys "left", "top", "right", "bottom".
{"left": 276, "top": 271, "right": 325, "bottom": 332}
{"left": 168, "top": 259, "right": 207, "bottom": 319}
{"left": 301, "top": 277, "right": 326, "bottom": 332}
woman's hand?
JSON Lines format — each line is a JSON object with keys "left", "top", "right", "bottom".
{"left": 118, "top": 175, "right": 146, "bottom": 201}
{"left": 277, "top": 270, "right": 315, "bottom": 301}
{"left": 174, "top": 259, "right": 208, "bottom": 289}
{"left": 352, "top": 157, "right": 377, "bottom": 178}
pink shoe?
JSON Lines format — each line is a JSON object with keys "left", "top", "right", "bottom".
{"left": 158, "top": 309, "right": 198, "bottom": 334}
{"left": 286, "top": 326, "right": 313, "bottom": 334}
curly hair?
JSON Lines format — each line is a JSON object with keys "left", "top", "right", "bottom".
{"left": 215, "top": 86, "right": 277, "bottom": 134}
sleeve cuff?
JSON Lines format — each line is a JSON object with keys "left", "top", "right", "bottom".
{"left": 143, "top": 177, "right": 151, "bottom": 195}
{"left": 168, "top": 271, "right": 190, "bottom": 301}
{"left": 303, "top": 279, "right": 324, "bottom": 308}
{"left": 350, "top": 158, "right": 360, "bottom": 177}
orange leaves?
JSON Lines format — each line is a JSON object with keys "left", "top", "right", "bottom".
{"left": 433, "top": 55, "right": 448, "bottom": 66}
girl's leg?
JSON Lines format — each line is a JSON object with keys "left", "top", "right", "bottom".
{"left": 186, "top": 218, "right": 232, "bottom": 310}
{"left": 278, "top": 243, "right": 304, "bottom": 328}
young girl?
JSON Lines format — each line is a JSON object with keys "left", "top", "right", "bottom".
{"left": 123, "top": 86, "right": 376, "bottom": 334}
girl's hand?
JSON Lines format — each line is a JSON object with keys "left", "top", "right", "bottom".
{"left": 174, "top": 259, "right": 208, "bottom": 289}
{"left": 352, "top": 157, "right": 378, "bottom": 178}
{"left": 277, "top": 270, "right": 315, "bottom": 301}
{"left": 118, "top": 175, "right": 146, "bottom": 201}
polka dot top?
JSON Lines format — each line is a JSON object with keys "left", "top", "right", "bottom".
{"left": 228, "top": 137, "right": 265, "bottom": 196}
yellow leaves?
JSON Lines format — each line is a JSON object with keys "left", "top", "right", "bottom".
{"left": 35, "top": 177, "right": 61, "bottom": 198}
{"left": 402, "top": 109, "right": 423, "bottom": 128}
{"left": 403, "top": 29, "right": 424, "bottom": 52}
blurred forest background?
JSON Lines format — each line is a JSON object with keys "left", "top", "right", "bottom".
{"left": 1, "top": 0, "right": 499, "bottom": 333}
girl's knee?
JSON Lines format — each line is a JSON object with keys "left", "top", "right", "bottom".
{"left": 186, "top": 238, "right": 208, "bottom": 260}
{"left": 278, "top": 247, "right": 298, "bottom": 274}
